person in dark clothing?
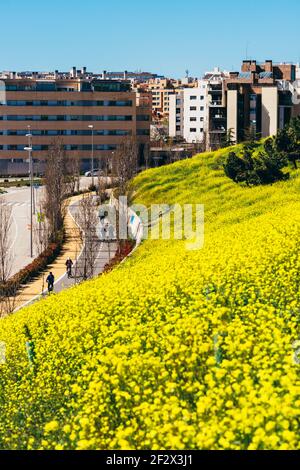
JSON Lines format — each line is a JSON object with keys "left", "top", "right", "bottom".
{"left": 65, "top": 258, "right": 74, "bottom": 278}
{"left": 46, "top": 272, "right": 55, "bottom": 293}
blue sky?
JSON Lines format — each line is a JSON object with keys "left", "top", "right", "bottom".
{"left": 2, "top": 0, "right": 300, "bottom": 77}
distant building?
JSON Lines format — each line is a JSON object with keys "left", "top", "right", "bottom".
{"left": 182, "top": 84, "right": 208, "bottom": 143}
{"left": 169, "top": 61, "right": 299, "bottom": 150}
{"left": 0, "top": 67, "right": 151, "bottom": 175}
{"left": 169, "top": 68, "right": 228, "bottom": 146}
{"left": 101, "top": 71, "right": 164, "bottom": 83}
{"left": 225, "top": 60, "right": 296, "bottom": 142}
{"left": 145, "top": 79, "right": 176, "bottom": 120}
{"left": 169, "top": 91, "right": 184, "bottom": 139}
{"left": 136, "top": 77, "right": 199, "bottom": 122}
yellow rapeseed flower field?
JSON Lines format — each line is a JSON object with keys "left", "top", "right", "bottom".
{"left": 0, "top": 146, "right": 300, "bottom": 450}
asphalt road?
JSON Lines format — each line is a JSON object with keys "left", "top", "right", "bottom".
{"left": 1, "top": 186, "right": 43, "bottom": 277}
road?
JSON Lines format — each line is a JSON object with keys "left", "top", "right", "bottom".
{"left": 1, "top": 186, "right": 43, "bottom": 277}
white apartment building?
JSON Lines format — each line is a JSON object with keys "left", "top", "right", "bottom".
{"left": 169, "top": 81, "right": 208, "bottom": 143}
{"left": 183, "top": 83, "right": 208, "bottom": 143}
{"left": 169, "top": 68, "right": 229, "bottom": 146}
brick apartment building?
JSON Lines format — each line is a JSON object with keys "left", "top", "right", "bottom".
{"left": 0, "top": 68, "right": 151, "bottom": 175}
{"left": 225, "top": 60, "right": 296, "bottom": 143}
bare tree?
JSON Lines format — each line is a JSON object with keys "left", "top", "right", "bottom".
{"left": 112, "top": 136, "right": 139, "bottom": 197}
{"left": 43, "top": 138, "right": 69, "bottom": 241}
{"left": 75, "top": 195, "right": 99, "bottom": 280}
{"left": 96, "top": 157, "right": 107, "bottom": 204}
{"left": 33, "top": 205, "right": 51, "bottom": 256}
{"left": 0, "top": 198, "right": 16, "bottom": 316}
{"left": 65, "top": 156, "right": 81, "bottom": 195}
{"left": 0, "top": 197, "right": 13, "bottom": 284}
{"left": 0, "top": 281, "right": 18, "bottom": 317}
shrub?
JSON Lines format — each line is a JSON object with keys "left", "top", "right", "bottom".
{"left": 224, "top": 142, "right": 288, "bottom": 186}
{"left": 0, "top": 232, "right": 64, "bottom": 297}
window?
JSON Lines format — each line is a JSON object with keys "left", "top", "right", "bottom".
{"left": 176, "top": 108, "right": 181, "bottom": 114}
{"left": 190, "top": 117, "right": 197, "bottom": 122}
{"left": 200, "top": 117, "right": 204, "bottom": 122}
{"left": 176, "top": 125, "right": 181, "bottom": 131}
{"left": 190, "top": 128, "right": 197, "bottom": 132}
{"left": 190, "top": 106, "right": 197, "bottom": 111}
{"left": 200, "top": 96, "right": 204, "bottom": 100}
{"left": 137, "top": 129, "right": 150, "bottom": 136}
{"left": 137, "top": 115, "right": 150, "bottom": 121}
{"left": 200, "top": 106, "right": 204, "bottom": 111}
{"left": 92, "top": 82, "right": 130, "bottom": 92}
{"left": 190, "top": 96, "right": 197, "bottom": 100}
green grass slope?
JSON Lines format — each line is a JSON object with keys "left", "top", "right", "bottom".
{"left": 0, "top": 147, "right": 300, "bottom": 450}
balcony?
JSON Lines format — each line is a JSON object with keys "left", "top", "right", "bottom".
{"left": 210, "top": 101, "right": 223, "bottom": 107}
{"left": 209, "top": 126, "right": 226, "bottom": 133}
{"left": 212, "top": 113, "right": 226, "bottom": 120}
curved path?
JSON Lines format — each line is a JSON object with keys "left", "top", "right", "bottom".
{"left": 13, "top": 195, "right": 117, "bottom": 312}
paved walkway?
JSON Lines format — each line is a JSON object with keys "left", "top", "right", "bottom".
{"left": 13, "top": 195, "right": 117, "bottom": 311}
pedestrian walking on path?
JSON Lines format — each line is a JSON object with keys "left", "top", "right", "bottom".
{"left": 46, "top": 272, "right": 55, "bottom": 294}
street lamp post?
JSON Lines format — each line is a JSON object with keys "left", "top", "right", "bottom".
{"left": 88, "top": 124, "right": 94, "bottom": 187}
{"left": 25, "top": 126, "right": 34, "bottom": 258}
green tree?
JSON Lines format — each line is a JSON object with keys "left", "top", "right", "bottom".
{"left": 221, "top": 128, "right": 236, "bottom": 148}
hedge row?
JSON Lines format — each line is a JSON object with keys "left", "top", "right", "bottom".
{"left": 0, "top": 232, "right": 64, "bottom": 297}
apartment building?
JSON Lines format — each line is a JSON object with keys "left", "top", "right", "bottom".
{"left": 102, "top": 71, "right": 163, "bottom": 83}
{"left": 137, "top": 77, "right": 199, "bottom": 122}
{"left": 169, "top": 86, "right": 207, "bottom": 143}
{"left": 145, "top": 79, "right": 176, "bottom": 119}
{"left": 169, "top": 61, "right": 298, "bottom": 149}
{"left": 225, "top": 60, "right": 295, "bottom": 142}
{"left": 0, "top": 68, "right": 151, "bottom": 175}
{"left": 182, "top": 84, "right": 208, "bottom": 143}
{"left": 169, "top": 68, "right": 228, "bottom": 146}
{"left": 169, "top": 91, "right": 184, "bottom": 139}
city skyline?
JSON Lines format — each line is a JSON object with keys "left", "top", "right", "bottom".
{"left": 2, "top": 0, "right": 300, "bottom": 77}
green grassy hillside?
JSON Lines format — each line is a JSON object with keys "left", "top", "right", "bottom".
{"left": 0, "top": 147, "right": 300, "bottom": 450}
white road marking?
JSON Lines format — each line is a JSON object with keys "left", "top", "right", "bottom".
{"left": 10, "top": 212, "right": 19, "bottom": 253}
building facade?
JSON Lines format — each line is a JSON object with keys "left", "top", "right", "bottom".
{"left": 169, "top": 61, "right": 298, "bottom": 150}
{"left": 169, "top": 68, "right": 228, "bottom": 146}
{"left": 182, "top": 84, "right": 208, "bottom": 143}
{"left": 169, "top": 83, "right": 208, "bottom": 144}
{"left": 225, "top": 60, "right": 296, "bottom": 142}
{"left": 169, "top": 91, "right": 184, "bottom": 139}
{"left": 0, "top": 69, "right": 151, "bottom": 175}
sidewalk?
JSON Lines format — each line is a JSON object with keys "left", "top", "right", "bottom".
{"left": 13, "top": 194, "right": 118, "bottom": 311}
{"left": 13, "top": 194, "right": 84, "bottom": 310}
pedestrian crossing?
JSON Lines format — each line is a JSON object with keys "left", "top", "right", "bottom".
{"left": 2, "top": 201, "right": 30, "bottom": 207}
